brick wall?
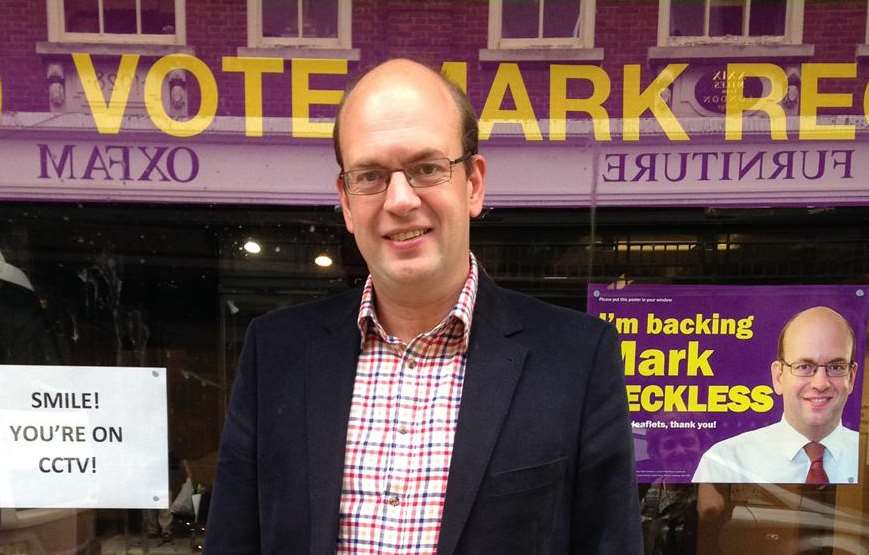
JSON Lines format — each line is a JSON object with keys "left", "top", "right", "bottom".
{"left": 2, "top": 1, "right": 869, "bottom": 124}
{"left": 0, "top": 0, "right": 48, "bottom": 112}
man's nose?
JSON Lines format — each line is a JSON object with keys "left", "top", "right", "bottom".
{"left": 383, "top": 171, "right": 421, "bottom": 215}
{"left": 810, "top": 367, "right": 832, "bottom": 389}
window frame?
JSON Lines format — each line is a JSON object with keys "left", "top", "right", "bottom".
{"left": 487, "top": 0, "right": 596, "bottom": 50}
{"left": 657, "top": 0, "right": 804, "bottom": 47}
{"left": 46, "top": 0, "right": 187, "bottom": 45}
{"left": 865, "top": 0, "right": 869, "bottom": 43}
{"left": 246, "top": 0, "right": 352, "bottom": 49}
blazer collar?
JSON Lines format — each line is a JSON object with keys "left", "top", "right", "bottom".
{"left": 306, "top": 288, "right": 362, "bottom": 554}
{"left": 437, "top": 271, "right": 528, "bottom": 554}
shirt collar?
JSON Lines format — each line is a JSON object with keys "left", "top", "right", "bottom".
{"left": 357, "top": 253, "right": 479, "bottom": 349}
{"left": 776, "top": 417, "right": 850, "bottom": 462}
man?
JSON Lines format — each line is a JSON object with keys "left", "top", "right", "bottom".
{"left": 205, "top": 59, "right": 641, "bottom": 554}
{"left": 639, "top": 415, "right": 706, "bottom": 555}
{"left": 693, "top": 306, "right": 859, "bottom": 484}
{"left": 644, "top": 416, "right": 705, "bottom": 479}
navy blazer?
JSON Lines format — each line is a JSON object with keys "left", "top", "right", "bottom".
{"left": 205, "top": 273, "right": 642, "bottom": 554}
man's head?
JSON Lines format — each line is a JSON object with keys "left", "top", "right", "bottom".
{"left": 646, "top": 414, "right": 705, "bottom": 474}
{"left": 333, "top": 59, "right": 486, "bottom": 298}
{"left": 770, "top": 306, "right": 857, "bottom": 441}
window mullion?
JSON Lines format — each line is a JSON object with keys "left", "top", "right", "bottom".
{"left": 298, "top": 0, "right": 304, "bottom": 39}
{"left": 703, "top": 0, "right": 710, "bottom": 37}
{"left": 136, "top": 0, "right": 142, "bottom": 34}
{"left": 539, "top": 0, "right": 545, "bottom": 39}
{"left": 574, "top": 0, "right": 581, "bottom": 38}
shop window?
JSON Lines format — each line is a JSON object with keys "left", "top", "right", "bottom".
{"left": 658, "top": 0, "right": 804, "bottom": 46}
{"left": 47, "top": 0, "right": 187, "bottom": 44}
{"left": 1, "top": 202, "right": 869, "bottom": 551}
{"left": 247, "top": 0, "right": 352, "bottom": 49}
{"left": 487, "top": 0, "right": 596, "bottom": 50}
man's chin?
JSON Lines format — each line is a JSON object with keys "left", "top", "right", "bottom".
{"left": 376, "top": 260, "right": 439, "bottom": 288}
{"left": 797, "top": 413, "right": 841, "bottom": 437}
{"left": 665, "top": 458, "right": 700, "bottom": 473}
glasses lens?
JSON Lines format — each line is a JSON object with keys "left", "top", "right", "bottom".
{"left": 680, "top": 436, "right": 699, "bottom": 448}
{"left": 407, "top": 159, "right": 451, "bottom": 187}
{"left": 790, "top": 362, "right": 816, "bottom": 376}
{"left": 826, "top": 362, "right": 851, "bottom": 376}
{"left": 346, "top": 169, "right": 387, "bottom": 194}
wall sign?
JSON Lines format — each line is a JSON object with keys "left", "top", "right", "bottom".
{"left": 694, "top": 67, "right": 764, "bottom": 114}
{"left": 0, "top": 365, "right": 168, "bottom": 508}
{"left": 587, "top": 285, "right": 868, "bottom": 484}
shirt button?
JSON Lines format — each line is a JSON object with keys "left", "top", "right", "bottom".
{"left": 387, "top": 495, "right": 400, "bottom": 506}
{"left": 398, "top": 425, "right": 409, "bottom": 435}
{"left": 406, "top": 358, "right": 416, "bottom": 369}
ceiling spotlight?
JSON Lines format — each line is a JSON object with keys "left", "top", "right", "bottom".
{"left": 314, "top": 254, "right": 333, "bottom": 268}
{"left": 243, "top": 240, "right": 262, "bottom": 254}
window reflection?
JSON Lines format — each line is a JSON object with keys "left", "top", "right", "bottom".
{"left": 1, "top": 204, "right": 868, "bottom": 553}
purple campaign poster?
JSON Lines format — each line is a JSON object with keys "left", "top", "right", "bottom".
{"left": 587, "top": 284, "right": 869, "bottom": 485}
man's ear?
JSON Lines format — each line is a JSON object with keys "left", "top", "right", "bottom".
{"left": 466, "top": 154, "right": 487, "bottom": 218}
{"left": 770, "top": 360, "right": 784, "bottom": 395}
{"left": 335, "top": 177, "right": 354, "bottom": 234}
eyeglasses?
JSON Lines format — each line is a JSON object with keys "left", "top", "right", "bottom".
{"left": 340, "top": 153, "right": 473, "bottom": 195}
{"left": 780, "top": 359, "right": 855, "bottom": 378}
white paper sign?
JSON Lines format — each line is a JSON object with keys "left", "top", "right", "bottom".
{"left": 0, "top": 365, "right": 168, "bottom": 509}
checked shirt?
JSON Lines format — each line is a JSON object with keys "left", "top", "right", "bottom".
{"left": 336, "top": 256, "right": 479, "bottom": 554}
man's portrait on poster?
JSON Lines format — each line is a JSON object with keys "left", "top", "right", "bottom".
{"left": 693, "top": 306, "right": 859, "bottom": 484}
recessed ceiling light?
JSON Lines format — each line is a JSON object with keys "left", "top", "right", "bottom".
{"left": 314, "top": 254, "right": 333, "bottom": 267}
{"left": 243, "top": 240, "right": 262, "bottom": 254}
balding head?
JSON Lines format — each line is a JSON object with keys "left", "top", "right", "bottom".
{"left": 777, "top": 306, "right": 855, "bottom": 362}
{"left": 332, "top": 59, "right": 478, "bottom": 171}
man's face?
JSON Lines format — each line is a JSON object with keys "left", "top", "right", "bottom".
{"left": 335, "top": 65, "right": 485, "bottom": 294}
{"left": 771, "top": 308, "right": 856, "bottom": 441}
{"left": 652, "top": 430, "right": 702, "bottom": 472}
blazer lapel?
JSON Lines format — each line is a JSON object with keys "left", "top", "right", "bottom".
{"left": 306, "top": 297, "right": 361, "bottom": 554}
{"left": 437, "top": 274, "right": 528, "bottom": 555}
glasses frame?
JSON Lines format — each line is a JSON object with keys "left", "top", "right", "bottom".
{"left": 779, "top": 359, "right": 856, "bottom": 378}
{"left": 340, "top": 152, "right": 474, "bottom": 196}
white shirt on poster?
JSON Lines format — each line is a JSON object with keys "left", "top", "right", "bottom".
{"left": 692, "top": 418, "right": 858, "bottom": 484}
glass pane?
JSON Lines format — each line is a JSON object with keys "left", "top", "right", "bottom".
{"left": 543, "top": 0, "right": 580, "bottom": 38}
{"left": 302, "top": 0, "right": 338, "bottom": 38}
{"left": 586, "top": 207, "right": 869, "bottom": 555}
{"left": 141, "top": 0, "right": 176, "bottom": 34}
{"left": 64, "top": 0, "right": 99, "bottom": 33}
{"left": 103, "top": 0, "right": 137, "bottom": 34}
{"left": 749, "top": 0, "right": 787, "bottom": 36}
{"left": 669, "top": 0, "right": 705, "bottom": 37}
{"left": 502, "top": 0, "right": 540, "bottom": 39}
{"left": 262, "top": 0, "right": 299, "bottom": 38}
{"left": 0, "top": 202, "right": 355, "bottom": 553}
{"left": 709, "top": 0, "right": 745, "bottom": 37}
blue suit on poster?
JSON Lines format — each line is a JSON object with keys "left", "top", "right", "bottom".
{"left": 204, "top": 272, "right": 642, "bottom": 554}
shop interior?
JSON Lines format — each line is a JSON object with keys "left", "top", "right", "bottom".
{"left": 1, "top": 202, "right": 868, "bottom": 554}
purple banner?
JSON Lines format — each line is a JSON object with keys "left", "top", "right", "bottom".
{"left": 587, "top": 284, "right": 869, "bottom": 484}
